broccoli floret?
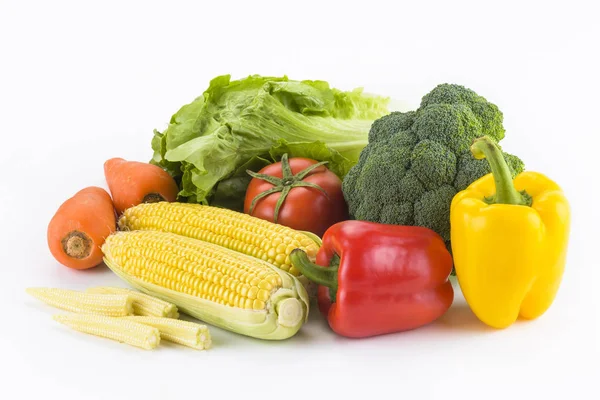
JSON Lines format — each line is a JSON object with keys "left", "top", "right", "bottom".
{"left": 413, "top": 104, "right": 481, "bottom": 153}
{"left": 420, "top": 83, "right": 505, "bottom": 141}
{"left": 395, "top": 171, "right": 426, "bottom": 203}
{"left": 342, "top": 83, "right": 525, "bottom": 247}
{"left": 414, "top": 185, "right": 457, "bottom": 242}
{"left": 354, "top": 198, "right": 383, "bottom": 222}
{"left": 453, "top": 152, "right": 491, "bottom": 191}
{"left": 411, "top": 140, "right": 457, "bottom": 190}
{"left": 379, "top": 202, "right": 414, "bottom": 226}
{"left": 368, "top": 111, "right": 416, "bottom": 143}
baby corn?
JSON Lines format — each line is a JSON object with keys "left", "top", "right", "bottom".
{"left": 123, "top": 316, "right": 211, "bottom": 350}
{"left": 27, "top": 287, "right": 133, "bottom": 317}
{"left": 86, "top": 286, "right": 179, "bottom": 318}
{"left": 54, "top": 314, "right": 160, "bottom": 350}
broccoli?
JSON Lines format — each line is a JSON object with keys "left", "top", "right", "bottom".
{"left": 342, "top": 83, "right": 525, "bottom": 247}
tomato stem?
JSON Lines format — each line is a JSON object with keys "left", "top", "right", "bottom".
{"left": 246, "top": 153, "right": 330, "bottom": 223}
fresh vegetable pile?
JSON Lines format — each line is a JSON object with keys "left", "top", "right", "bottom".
{"left": 32, "top": 74, "right": 571, "bottom": 350}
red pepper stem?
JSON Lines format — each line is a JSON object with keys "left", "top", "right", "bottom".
{"left": 289, "top": 249, "right": 338, "bottom": 290}
{"left": 470, "top": 136, "right": 529, "bottom": 206}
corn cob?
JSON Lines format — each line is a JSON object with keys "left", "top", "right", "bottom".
{"left": 117, "top": 202, "right": 320, "bottom": 277}
{"left": 123, "top": 316, "right": 211, "bottom": 350}
{"left": 53, "top": 313, "right": 160, "bottom": 350}
{"left": 26, "top": 287, "right": 133, "bottom": 317}
{"left": 101, "top": 230, "right": 309, "bottom": 340}
{"left": 86, "top": 287, "right": 179, "bottom": 318}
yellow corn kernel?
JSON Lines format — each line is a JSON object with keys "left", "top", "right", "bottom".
{"left": 123, "top": 316, "right": 211, "bottom": 350}
{"left": 257, "top": 289, "right": 270, "bottom": 302}
{"left": 243, "top": 298, "right": 254, "bottom": 309}
{"left": 102, "top": 231, "right": 283, "bottom": 311}
{"left": 53, "top": 313, "right": 160, "bottom": 350}
{"left": 258, "top": 280, "right": 272, "bottom": 291}
{"left": 27, "top": 288, "right": 133, "bottom": 317}
{"left": 86, "top": 287, "right": 179, "bottom": 318}
{"left": 253, "top": 299, "right": 265, "bottom": 310}
{"left": 248, "top": 286, "right": 259, "bottom": 300}
{"left": 275, "top": 254, "right": 287, "bottom": 266}
{"left": 117, "top": 202, "right": 320, "bottom": 276}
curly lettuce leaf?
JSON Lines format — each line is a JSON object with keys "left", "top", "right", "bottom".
{"left": 151, "top": 74, "right": 389, "bottom": 205}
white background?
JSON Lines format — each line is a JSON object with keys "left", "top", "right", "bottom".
{"left": 1, "top": 1, "right": 599, "bottom": 399}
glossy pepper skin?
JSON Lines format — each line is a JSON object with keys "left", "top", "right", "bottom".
{"left": 450, "top": 136, "right": 570, "bottom": 329}
{"left": 290, "top": 221, "right": 454, "bottom": 338}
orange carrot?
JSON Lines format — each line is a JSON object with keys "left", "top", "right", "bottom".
{"left": 47, "top": 187, "right": 117, "bottom": 270}
{"left": 103, "top": 158, "right": 179, "bottom": 214}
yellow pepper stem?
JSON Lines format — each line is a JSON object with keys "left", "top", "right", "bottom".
{"left": 470, "top": 136, "right": 531, "bottom": 206}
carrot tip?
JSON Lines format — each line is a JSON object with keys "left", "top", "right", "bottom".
{"left": 142, "top": 193, "right": 166, "bottom": 203}
{"left": 61, "top": 230, "right": 93, "bottom": 259}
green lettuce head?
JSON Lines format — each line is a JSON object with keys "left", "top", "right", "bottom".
{"left": 151, "top": 74, "right": 390, "bottom": 210}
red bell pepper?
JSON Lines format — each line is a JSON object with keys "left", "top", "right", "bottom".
{"left": 290, "top": 220, "right": 454, "bottom": 338}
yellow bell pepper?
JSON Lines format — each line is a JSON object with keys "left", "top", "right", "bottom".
{"left": 450, "top": 136, "right": 570, "bottom": 329}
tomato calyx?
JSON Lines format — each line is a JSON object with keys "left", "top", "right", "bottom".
{"left": 246, "top": 153, "right": 330, "bottom": 223}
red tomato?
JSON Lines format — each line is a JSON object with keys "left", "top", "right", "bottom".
{"left": 244, "top": 155, "right": 349, "bottom": 237}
